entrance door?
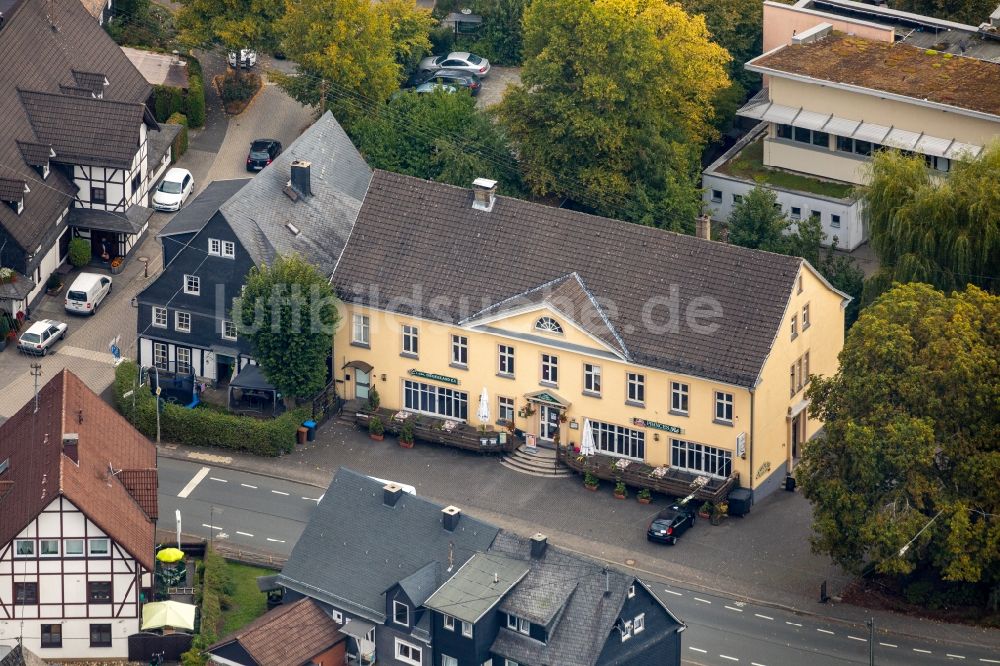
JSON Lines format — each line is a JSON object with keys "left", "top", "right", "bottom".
{"left": 539, "top": 405, "right": 559, "bottom": 443}
{"left": 216, "top": 355, "right": 235, "bottom": 385}
{"left": 791, "top": 413, "right": 802, "bottom": 466}
{"left": 355, "top": 369, "right": 370, "bottom": 400}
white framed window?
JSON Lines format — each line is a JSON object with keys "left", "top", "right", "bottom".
{"left": 626, "top": 373, "right": 645, "bottom": 404}
{"left": 451, "top": 334, "right": 468, "bottom": 366}
{"left": 507, "top": 614, "right": 530, "bottom": 635}
{"left": 498, "top": 344, "right": 514, "bottom": 376}
{"left": 40, "top": 540, "right": 59, "bottom": 556}
{"left": 831, "top": 214, "right": 841, "bottom": 229}
{"left": 671, "top": 382, "right": 689, "bottom": 414}
{"left": 791, "top": 314, "right": 798, "bottom": 340}
{"left": 671, "top": 438, "right": 733, "bottom": 477}
{"left": 222, "top": 320, "right": 238, "bottom": 341}
{"left": 176, "top": 348, "right": 192, "bottom": 374}
{"left": 504, "top": 660, "right": 521, "bottom": 666}
{"left": 65, "top": 539, "right": 84, "bottom": 556}
{"left": 401, "top": 325, "right": 419, "bottom": 356}
{"left": 88, "top": 538, "right": 110, "bottom": 556}
{"left": 394, "top": 638, "right": 421, "bottom": 666}
{"left": 184, "top": 274, "right": 200, "bottom": 295}
{"left": 443, "top": 614, "right": 455, "bottom": 631}
{"left": 153, "top": 342, "right": 168, "bottom": 370}
{"left": 352, "top": 314, "right": 370, "bottom": 346}
{"left": 732, "top": 193, "right": 742, "bottom": 204}
{"left": 331, "top": 609, "right": 343, "bottom": 623}
{"left": 404, "top": 380, "right": 469, "bottom": 420}
{"left": 222, "top": 240, "right": 235, "bottom": 258}
{"left": 208, "top": 238, "right": 221, "bottom": 256}
{"left": 498, "top": 396, "right": 514, "bottom": 424}
{"left": 591, "top": 419, "right": 645, "bottom": 460}
{"left": 535, "top": 316, "right": 563, "bottom": 333}
{"left": 790, "top": 206, "right": 802, "bottom": 220}
{"left": 393, "top": 600, "right": 410, "bottom": 627}
{"left": 583, "top": 363, "right": 601, "bottom": 395}
{"left": 634, "top": 613, "right": 645, "bottom": 634}
{"left": 628, "top": 584, "right": 635, "bottom": 599}
{"left": 711, "top": 189, "right": 722, "bottom": 203}
{"left": 802, "top": 303, "right": 810, "bottom": 329}
{"left": 442, "top": 656, "right": 458, "bottom": 666}
{"left": 461, "top": 621, "right": 473, "bottom": 638}
{"left": 14, "top": 540, "right": 34, "bottom": 557}
{"left": 152, "top": 307, "right": 167, "bottom": 328}
{"left": 175, "top": 311, "right": 191, "bottom": 333}
{"left": 621, "top": 619, "right": 633, "bottom": 641}
{"left": 715, "top": 391, "right": 734, "bottom": 423}
{"left": 540, "top": 353, "right": 558, "bottom": 385}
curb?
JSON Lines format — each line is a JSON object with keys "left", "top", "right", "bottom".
{"left": 156, "top": 445, "right": 330, "bottom": 490}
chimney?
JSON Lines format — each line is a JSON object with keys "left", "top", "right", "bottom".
{"left": 442, "top": 505, "right": 462, "bottom": 531}
{"left": 290, "top": 160, "right": 312, "bottom": 198}
{"left": 62, "top": 433, "right": 79, "bottom": 464}
{"left": 383, "top": 482, "right": 403, "bottom": 507}
{"left": 530, "top": 533, "right": 548, "bottom": 559}
{"left": 695, "top": 214, "right": 711, "bottom": 240}
{"left": 471, "top": 178, "right": 497, "bottom": 212}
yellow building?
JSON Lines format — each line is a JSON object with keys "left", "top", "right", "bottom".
{"left": 331, "top": 171, "right": 850, "bottom": 501}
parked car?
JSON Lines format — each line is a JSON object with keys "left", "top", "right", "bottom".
{"left": 65, "top": 273, "right": 112, "bottom": 316}
{"left": 228, "top": 49, "right": 258, "bottom": 68}
{"left": 417, "top": 69, "right": 482, "bottom": 96}
{"left": 646, "top": 502, "right": 696, "bottom": 545}
{"left": 418, "top": 52, "right": 490, "bottom": 77}
{"left": 17, "top": 319, "right": 68, "bottom": 355}
{"left": 152, "top": 168, "right": 194, "bottom": 212}
{"left": 415, "top": 82, "right": 457, "bottom": 95}
{"left": 246, "top": 139, "right": 282, "bottom": 171}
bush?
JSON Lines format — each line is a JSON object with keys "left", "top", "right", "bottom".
{"left": 186, "top": 77, "right": 206, "bottom": 128}
{"left": 68, "top": 237, "right": 90, "bottom": 268}
{"left": 114, "top": 361, "right": 307, "bottom": 456}
{"left": 219, "top": 71, "right": 261, "bottom": 104}
{"left": 45, "top": 273, "right": 62, "bottom": 289}
{"left": 369, "top": 415, "right": 385, "bottom": 436}
{"left": 429, "top": 26, "right": 456, "bottom": 58}
{"left": 904, "top": 580, "right": 934, "bottom": 606}
{"left": 166, "top": 112, "right": 189, "bottom": 160}
{"left": 400, "top": 419, "right": 415, "bottom": 443}
{"left": 368, "top": 387, "right": 381, "bottom": 411}
{"left": 153, "top": 85, "right": 185, "bottom": 122}
{"left": 180, "top": 545, "right": 230, "bottom": 666}
{"left": 584, "top": 472, "right": 599, "bottom": 487}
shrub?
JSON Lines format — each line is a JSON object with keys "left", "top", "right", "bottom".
{"left": 45, "top": 273, "right": 62, "bottom": 289}
{"left": 219, "top": 71, "right": 261, "bottom": 104}
{"left": 400, "top": 419, "right": 415, "bottom": 443}
{"left": 637, "top": 488, "right": 652, "bottom": 500}
{"left": 904, "top": 580, "right": 934, "bottom": 606}
{"left": 369, "top": 415, "right": 385, "bottom": 436}
{"left": 429, "top": 26, "right": 455, "bottom": 58}
{"left": 68, "top": 237, "right": 90, "bottom": 268}
{"left": 186, "top": 77, "right": 206, "bottom": 128}
{"left": 368, "top": 387, "right": 381, "bottom": 411}
{"left": 153, "top": 85, "right": 185, "bottom": 122}
{"left": 180, "top": 545, "right": 229, "bottom": 666}
{"left": 614, "top": 480, "right": 627, "bottom": 497}
{"left": 584, "top": 472, "right": 599, "bottom": 487}
{"left": 166, "top": 112, "right": 189, "bottom": 160}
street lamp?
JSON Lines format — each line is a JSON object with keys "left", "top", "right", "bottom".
{"left": 898, "top": 509, "right": 943, "bottom": 557}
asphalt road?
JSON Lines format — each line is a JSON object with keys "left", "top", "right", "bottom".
{"left": 158, "top": 458, "right": 1000, "bottom": 666}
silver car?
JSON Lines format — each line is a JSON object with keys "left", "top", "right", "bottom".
{"left": 18, "top": 319, "right": 68, "bottom": 356}
{"left": 418, "top": 51, "right": 490, "bottom": 77}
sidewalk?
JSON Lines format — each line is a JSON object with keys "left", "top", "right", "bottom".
{"left": 157, "top": 419, "right": 1000, "bottom": 651}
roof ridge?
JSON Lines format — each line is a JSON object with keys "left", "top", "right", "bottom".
{"left": 17, "top": 87, "right": 146, "bottom": 109}
{"left": 58, "top": 369, "right": 67, "bottom": 493}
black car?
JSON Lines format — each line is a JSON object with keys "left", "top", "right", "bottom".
{"left": 646, "top": 503, "right": 696, "bottom": 545}
{"left": 246, "top": 139, "right": 282, "bottom": 171}
{"left": 417, "top": 69, "right": 482, "bottom": 96}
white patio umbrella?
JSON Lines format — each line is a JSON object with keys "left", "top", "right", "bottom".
{"left": 580, "top": 418, "right": 596, "bottom": 456}
{"left": 477, "top": 387, "right": 490, "bottom": 423}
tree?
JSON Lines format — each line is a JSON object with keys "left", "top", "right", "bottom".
{"left": 727, "top": 187, "right": 788, "bottom": 252}
{"left": 862, "top": 144, "right": 1000, "bottom": 304}
{"left": 176, "top": 0, "right": 284, "bottom": 79}
{"left": 470, "top": 0, "right": 530, "bottom": 65}
{"left": 496, "top": 0, "right": 730, "bottom": 231}
{"left": 374, "top": 0, "right": 435, "bottom": 77}
{"left": 232, "top": 255, "right": 338, "bottom": 400}
{"left": 887, "top": 0, "right": 997, "bottom": 25}
{"left": 349, "top": 90, "right": 522, "bottom": 194}
{"left": 798, "top": 284, "right": 1000, "bottom": 597}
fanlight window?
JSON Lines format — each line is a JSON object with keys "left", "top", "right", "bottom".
{"left": 535, "top": 317, "right": 563, "bottom": 334}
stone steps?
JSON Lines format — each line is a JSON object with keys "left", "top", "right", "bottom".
{"left": 500, "top": 445, "right": 573, "bottom": 478}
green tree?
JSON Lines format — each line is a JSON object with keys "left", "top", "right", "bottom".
{"left": 496, "top": 0, "right": 730, "bottom": 231}
{"left": 349, "top": 90, "right": 522, "bottom": 194}
{"left": 862, "top": 144, "right": 1000, "bottom": 304}
{"left": 799, "top": 284, "right": 1000, "bottom": 596}
{"left": 727, "top": 187, "right": 788, "bottom": 252}
{"left": 375, "top": 0, "right": 435, "bottom": 76}
{"left": 232, "top": 255, "right": 338, "bottom": 400}
{"left": 470, "top": 0, "right": 530, "bottom": 65}
{"left": 888, "top": 0, "right": 996, "bottom": 25}
{"left": 176, "top": 0, "right": 284, "bottom": 79}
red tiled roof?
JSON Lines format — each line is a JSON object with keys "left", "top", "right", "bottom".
{"left": 120, "top": 469, "right": 159, "bottom": 520}
{"left": 207, "top": 598, "right": 346, "bottom": 666}
{"left": 0, "top": 370, "right": 157, "bottom": 570}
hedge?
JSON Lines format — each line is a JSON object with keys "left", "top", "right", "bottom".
{"left": 166, "top": 112, "right": 189, "bottom": 160}
{"left": 68, "top": 237, "right": 90, "bottom": 268}
{"left": 153, "top": 85, "right": 185, "bottom": 122}
{"left": 114, "top": 361, "right": 306, "bottom": 456}
{"left": 181, "top": 545, "right": 231, "bottom": 666}
{"left": 186, "top": 76, "right": 206, "bottom": 128}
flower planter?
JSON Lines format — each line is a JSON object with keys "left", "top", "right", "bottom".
{"left": 637, "top": 497, "right": 651, "bottom": 504}
{"left": 46, "top": 285, "right": 63, "bottom": 296}
{"left": 613, "top": 493, "right": 626, "bottom": 500}
{"left": 369, "top": 433, "right": 384, "bottom": 441}
{"left": 399, "top": 440, "right": 414, "bottom": 449}
{"left": 584, "top": 483, "right": 599, "bottom": 492}
{"left": 698, "top": 511, "right": 711, "bottom": 520}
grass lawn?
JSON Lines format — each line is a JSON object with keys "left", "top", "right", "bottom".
{"left": 719, "top": 138, "right": 856, "bottom": 199}
{"left": 220, "top": 562, "right": 273, "bottom": 635}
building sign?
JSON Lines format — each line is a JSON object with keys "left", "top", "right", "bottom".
{"left": 736, "top": 432, "right": 746, "bottom": 459}
{"left": 632, "top": 417, "right": 683, "bottom": 434}
{"left": 407, "top": 369, "right": 459, "bottom": 385}
{"left": 525, "top": 434, "right": 537, "bottom": 452}
{"left": 533, "top": 392, "right": 560, "bottom": 404}
{"left": 756, "top": 461, "right": 771, "bottom": 480}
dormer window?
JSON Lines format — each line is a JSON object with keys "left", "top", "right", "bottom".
{"left": 0, "top": 179, "right": 28, "bottom": 215}
{"left": 534, "top": 316, "right": 563, "bottom": 334}
{"left": 620, "top": 619, "right": 633, "bottom": 642}
{"left": 506, "top": 613, "right": 530, "bottom": 635}
{"left": 393, "top": 600, "right": 409, "bottom": 627}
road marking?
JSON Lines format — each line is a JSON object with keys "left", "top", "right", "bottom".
{"left": 754, "top": 614, "right": 773, "bottom": 620}
{"left": 979, "top": 659, "right": 1000, "bottom": 664}
{"left": 693, "top": 597, "right": 711, "bottom": 604}
{"left": 209, "top": 477, "right": 228, "bottom": 483}
{"left": 848, "top": 636, "right": 866, "bottom": 642}
{"left": 689, "top": 647, "right": 707, "bottom": 654}
{"left": 236, "top": 531, "right": 254, "bottom": 537}
{"left": 266, "top": 537, "right": 285, "bottom": 543}
{"left": 241, "top": 483, "right": 257, "bottom": 489}
{"left": 177, "top": 467, "right": 210, "bottom": 498}
{"left": 720, "top": 655, "right": 739, "bottom": 662}
{"left": 188, "top": 451, "right": 233, "bottom": 464}
{"left": 303, "top": 496, "right": 321, "bottom": 501}
{"left": 201, "top": 524, "right": 223, "bottom": 531}
{"left": 880, "top": 643, "right": 897, "bottom": 648}
{"left": 817, "top": 629, "right": 834, "bottom": 635}
{"left": 913, "top": 649, "right": 931, "bottom": 654}
{"left": 786, "top": 621, "right": 802, "bottom": 627}
{"left": 663, "top": 589, "right": 683, "bottom": 596}
{"left": 271, "top": 490, "right": 290, "bottom": 496}
{"left": 752, "top": 663, "right": 768, "bottom": 666}
{"left": 724, "top": 606, "right": 743, "bottom": 612}
{"left": 946, "top": 655, "right": 965, "bottom": 660}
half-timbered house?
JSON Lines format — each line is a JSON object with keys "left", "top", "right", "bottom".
{"left": 0, "top": 369, "right": 158, "bottom": 660}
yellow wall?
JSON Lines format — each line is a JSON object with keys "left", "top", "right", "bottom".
{"left": 764, "top": 135, "right": 868, "bottom": 185}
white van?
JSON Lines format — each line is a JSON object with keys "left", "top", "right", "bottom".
{"left": 65, "top": 273, "right": 112, "bottom": 315}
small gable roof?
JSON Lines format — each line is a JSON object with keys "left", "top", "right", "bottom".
{"left": 395, "top": 561, "right": 440, "bottom": 608}
{"left": 158, "top": 179, "right": 251, "bottom": 238}
{"left": 424, "top": 552, "right": 530, "bottom": 624}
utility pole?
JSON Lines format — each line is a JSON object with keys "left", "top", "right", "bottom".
{"left": 30, "top": 363, "right": 42, "bottom": 413}
{"left": 866, "top": 617, "right": 875, "bottom": 666}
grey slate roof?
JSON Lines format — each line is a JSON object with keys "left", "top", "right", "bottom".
{"left": 219, "top": 111, "right": 372, "bottom": 276}
{"left": 158, "top": 179, "right": 250, "bottom": 238}
{"left": 332, "top": 171, "right": 808, "bottom": 387}
{"left": 424, "top": 552, "right": 530, "bottom": 624}
{"left": 68, "top": 204, "right": 154, "bottom": 234}
{"left": 0, "top": 644, "right": 46, "bottom": 666}
{"left": 0, "top": 0, "right": 152, "bottom": 252}
{"left": 396, "top": 561, "right": 441, "bottom": 608}
{"left": 0, "top": 272, "right": 34, "bottom": 301}
{"left": 277, "top": 467, "right": 499, "bottom": 623}
{"left": 147, "top": 123, "right": 183, "bottom": 174}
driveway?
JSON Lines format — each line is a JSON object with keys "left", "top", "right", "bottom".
{"left": 476, "top": 66, "right": 520, "bottom": 109}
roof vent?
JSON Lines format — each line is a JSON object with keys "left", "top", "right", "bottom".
{"left": 62, "top": 433, "right": 79, "bottom": 465}
{"left": 471, "top": 178, "right": 497, "bottom": 212}
{"left": 442, "top": 505, "right": 462, "bottom": 531}
{"left": 383, "top": 483, "right": 403, "bottom": 507}
{"left": 530, "top": 533, "right": 548, "bottom": 559}
{"left": 792, "top": 22, "right": 833, "bottom": 45}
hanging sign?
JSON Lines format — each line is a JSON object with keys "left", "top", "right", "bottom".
{"left": 408, "top": 369, "right": 459, "bottom": 385}
{"left": 525, "top": 434, "right": 537, "bottom": 452}
{"left": 632, "top": 417, "right": 683, "bottom": 434}
{"left": 736, "top": 432, "right": 746, "bottom": 459}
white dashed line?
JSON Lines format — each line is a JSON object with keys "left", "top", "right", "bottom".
{"left": 240, "top": 483, "right": 257, "bottom": 489}
{"left": 266, "top": 537, "right": 285, "bottom": 543}
{"left": 663, "top": 589, "right": 683, "bottom": 596}
{"left": 302, "top": 496, "right": 320, "bottom": 501}
{"left": 754, "top": 614, "right": 773, "bottom": 620}
{"left": 177, "top": 467, "right": 209, "bottom": 498}
{"left": 236, "top": 531, "right": 254, "bottom": 537}
{"left": 913, "top": 649, "right": 931, "bottom": 654}
{"left": 693, "top": 597, "right": 711, "bottom": 604}
{"left": 945, "top": 655, "right": 965, "bottom": 660}
{"left": 980, "top": 660, "right": 1000, "bottom": 664}
{"left": 720, "top": 655, "right": 739, "bottom": 662}
{"left": 752, "top": 663, "right": 768, "bottom": 666}
{"left": 725, "top": 606, "right": 743, "bottom": 612}
{"left": 271, "top": 490, "right": 289, "bottom": 496}
{"left": 848, "top": 636, "right": 866, "bottom": 642}
{"left": 817, "top": 629, "right": 834, "bottom": 635}
{"left": 786, "top": 621, "right": 802, "bottom": 627}
{"left": 209, "top": 477, "right": 228, "bottom": 483}
{"left": 201, "top": 524, "right": 223, "bottom": 530}
{"left": 689, "top": 647, "right": 707, "bottom": 654}
{"left": 880, "top": 643, "right": 898, "bottom": 648}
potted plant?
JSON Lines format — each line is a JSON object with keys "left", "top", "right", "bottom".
{"left": 368, "top": 415, "right": 385, "bottom": 441}
{"left": 583, "top": 472, "right": 599, "bottom": 491}
{"left": 711, "top": 502, "right": 728, "bottom": 526}
{"left": 0, "top": 267, "right": 15, "bottom": 284}
{"left": 399, "top": 420, "right": 415, "bottom": 448}
{"left": 637, "top": 488, "right": 652, "bottom": 504}
{"left": 45, "top": 273, "right": 63, "bottom": 296}
{"left": 613, "top": 480, "right": 627, "bottom": 500}
{"left": 367, "top": 387, "right": 380, "bottom": 412}
{"left": 110, "top": 256, "right": 124, "bottom": 275}
{"left": 698, "top": 502, "right": 713, "bottom": 520}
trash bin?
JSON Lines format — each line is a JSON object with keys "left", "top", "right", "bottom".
{"left": 296, "top": 426, "right": 308, "bottom": 445}
{"left": 785, "top": 474, "right": 797, "bottom": 492}
{"left": 303, "top": 420, "right": 317, "bottom": 442}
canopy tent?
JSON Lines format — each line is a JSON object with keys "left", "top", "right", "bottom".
{"left": 141, "top": 600, "right": 196, "bottom": 631}
{"left": 156, "top": 547, "right": 185, "bottom": 563}
{"left": 227, "top": 364, "right": 281, "bottom": 416}
{"left": 477, "top": 387, "right": 490, "bottom": 423}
